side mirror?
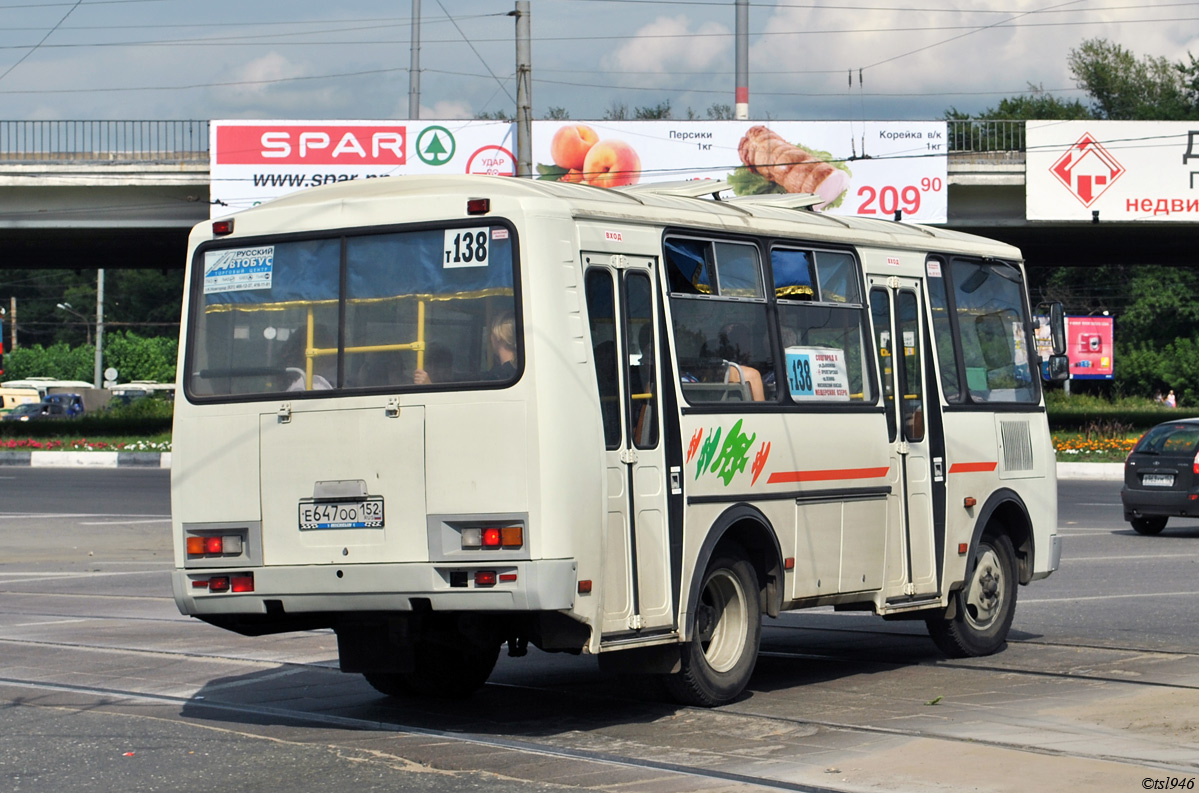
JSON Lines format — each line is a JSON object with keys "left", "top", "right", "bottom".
{"left": 1046, "top": 354, "right": 1070, "bottom": 382}
{"left": 1049, "top": 302, "right": 1067, "bottom": 357}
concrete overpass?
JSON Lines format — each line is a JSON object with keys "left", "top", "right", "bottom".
{"left": 0, "top": 119, "right": 1188, "bottom": 271}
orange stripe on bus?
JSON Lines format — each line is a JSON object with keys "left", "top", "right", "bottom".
{"left": 767, "top": 466, "right": 890, "bottom": 484}
{"left": 948, "top": 461, "right": 998, "bottom": 474}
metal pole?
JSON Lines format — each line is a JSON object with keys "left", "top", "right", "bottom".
{"left": 515, "top": 1, "right": 532, "bottom": 177}
{"left": 409, "top": 0, "right": 421, "bottom": 119}
{"left": 94, "top": 269, "right": 104, "bottom": 389}
{"left": 735, "top": 0, "right": 749, "bottom": 120}
{"left": 9, "top": 297, "right": 15, "bottom": 349}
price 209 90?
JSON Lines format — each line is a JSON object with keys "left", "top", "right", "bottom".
{"left": 857, "top": 178, "right": 943, "bottom": 217}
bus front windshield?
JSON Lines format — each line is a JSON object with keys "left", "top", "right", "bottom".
{"left": 186, "top": 224, "right": 518, "bottom": 399}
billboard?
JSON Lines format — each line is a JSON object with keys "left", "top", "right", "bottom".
{"left": 1066, "top": 315, "right": 1114, "bottom": 380}
{"left": 212, "top": 119, "right": 949, "bottom": 223}
{"left": 210, "top": 120, "right": 518, "bottom": 217}
{"left": 1027, "top": 121, "right": 1199, "bottom": 222}
{"left": 533, "top": 120, "right": 947, "bottom": 223}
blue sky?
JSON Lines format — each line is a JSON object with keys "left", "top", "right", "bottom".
{"left": 0, "top": 0, "right": 1195, "bottom": 122}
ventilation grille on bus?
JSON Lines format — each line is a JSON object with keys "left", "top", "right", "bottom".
{"left": 1000, "top": 420, "right": 1034, "bottom": 472}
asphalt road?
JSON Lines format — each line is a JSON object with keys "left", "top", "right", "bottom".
{"left": 0, "top": 469, "right": 1196, "bottom": 793}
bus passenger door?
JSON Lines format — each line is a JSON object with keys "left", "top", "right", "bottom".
{"left": 869, "top": 279, "right": 939, "bottom": 600}
{"left": 584, "top": 257, "right": 674, "bottom": 638}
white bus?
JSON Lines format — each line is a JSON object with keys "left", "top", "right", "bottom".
{"left": 172, "top": 175, "right": 1068, "bottom": 706}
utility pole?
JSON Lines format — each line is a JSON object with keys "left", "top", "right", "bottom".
{"left": 409, "top": 0, "right": 421, "bottom": 119}
{"left": 8, "top": 297, "right": 14, "bottom": 349}
{"left": 514, "top": 1, "right": 532, "bottom": 177}
{"left": 94, "top": 269, "right": 104, "bottom": 389}
{"left": 735, "top": 0, "right": 749, "bottom": 120}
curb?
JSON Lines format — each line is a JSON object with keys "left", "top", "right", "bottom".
{"left": 1055, "top": 462, "right": 1123, "bottom": 481}
{"left": 0, "top": 451, "right": 172, "bottom": 469}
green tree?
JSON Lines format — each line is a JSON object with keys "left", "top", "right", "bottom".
{"left": 706, "top": 103, "right": 734, "bottom": 120}
{"left": 634, "top": 101, "right": 672, "bottom": 120}
{"left": 2, "top": 331, "right": 177, "bottom": 384}
{"left": 543, "top": 106, "right": 570, "bottom": 119}
{"left": 473, "top": 110, "right": 512, "bottom": 121}
{"left": 4, "top": 342, "right": 94, "bottom": 382}
{"left": 603, "top": 101, "right": 629, "bottom": 120}
{"left": 1068, "top": 38, "right": 1192, "bottom": 119}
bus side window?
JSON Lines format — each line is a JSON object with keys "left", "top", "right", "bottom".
{"left": 666, "top": 236, "right": 771, "bottom": 404}
{"left": 585, "top": 269, "right": 621, "bottom": 449}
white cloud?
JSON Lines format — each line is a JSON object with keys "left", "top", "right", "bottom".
{"left": 417, "top": 99, "right": 475, "bottom": 120}
{"left": 602, "top": 15, "right": 732, "bottom": 78}
{"left": 747, "top": 2, "right": 1199, "bottom": 117}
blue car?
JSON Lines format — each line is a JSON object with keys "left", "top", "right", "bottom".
{"left": 41, "top": 393, "right": 85, "bottom": 417}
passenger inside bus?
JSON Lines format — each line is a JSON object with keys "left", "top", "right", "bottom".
{"left": 353, "top": 349, "right": 408, "bottom": 388}
{"left": 485, "top": 311, "right": 518, "bottom": 380}
{"left": 281, "top": 326, "right": 334, "bottom": 391}
{"left": 413, "top": 343, "right": 454, "bottom": 385}
{"left": 717, "top": 323, "right": 765, "bottom": 401}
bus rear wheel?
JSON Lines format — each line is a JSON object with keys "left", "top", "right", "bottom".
{"left": 926, "top": 533, "right": 1017, "bottom": 658}
{"left": 364, "top": 629, "right": 501, "bottom": 700}
{"left": 665, "top": 552, "right": 761, "bottom": 707}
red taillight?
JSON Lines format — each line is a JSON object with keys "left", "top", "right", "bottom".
{"left": 188, "top": 533, "right": 243, "bottom": 556}
{"left": 482, "top": 528, "right": 502, "bottom": 547}
{"left": 212, "top": 219, "right": 234, "bottom": 235}
{"left": 466, "top": 198, "right": 490, "bottom": 215}
{"left": 1193, "top": 449, "right": 1198, "bottom": 476}
{"left": 475, "top": 571, "right": 497, "bottom": 587}
{"left": 231, "top": 573, "right": 254, "bottom": 593}
{"left": 208, "top": 576, "right": 230, "bottom": 593}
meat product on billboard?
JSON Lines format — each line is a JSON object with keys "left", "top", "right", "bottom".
{"left": 734, "top": 125, "right": 850, "bottom": 209}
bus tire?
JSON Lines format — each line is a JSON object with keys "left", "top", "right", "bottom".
{"left": 926, "top": 533, "right": 1017, "bottom": 658}
{"left": 1131, "top": 517, "right": 1167, "bottom": 535}
{"left": 665, "top": 552, "right": 761, "bottom": 707}
{"left": 364, "top": 634, "right": 501, "bottom": 700}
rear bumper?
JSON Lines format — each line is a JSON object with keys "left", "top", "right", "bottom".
{"left": 173, "top": 559, "right": 578, "bottom": 617}
{"left": 1121, "top": 487, "right": 1199, "bottom": 520}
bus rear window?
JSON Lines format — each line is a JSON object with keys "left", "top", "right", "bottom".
{"left": 186, "top": 224, "right": 518, "bottom": 399}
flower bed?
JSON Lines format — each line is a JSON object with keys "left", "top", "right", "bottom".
{"left": 0, "top": 438, "right": 171, "bottom": 452}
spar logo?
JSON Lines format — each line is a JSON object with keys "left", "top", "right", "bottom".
{"left": 215, "top": 124, "right": 406, "bottom": 165}
{"left": 415, "top": 126, "right": 455, "bottom": 166}
{"left": 1049, "top": 133, "right": 1125, "bottom": 207}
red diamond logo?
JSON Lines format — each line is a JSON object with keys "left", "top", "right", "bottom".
{"left": 1049, "top": 133, "right": 1125, "bottom": 207}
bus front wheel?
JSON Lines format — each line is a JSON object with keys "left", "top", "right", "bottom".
{"left": 665, "top": 552, "right": 761, "bottom": 707}
{"left": 926, "top": 533, "right": 1017, "bottom": 658}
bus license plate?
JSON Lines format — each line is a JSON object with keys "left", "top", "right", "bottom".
{"left": 299, "top": 498, "right": 384, "bottom": 530}
{"left": 1142, "top": 473, "right": 1174, "bottom": 487}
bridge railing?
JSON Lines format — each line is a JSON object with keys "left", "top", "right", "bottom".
{"left": 0, "top": 120, "right": 210, "bottom": 162}
{"left": 0, "top": 119, "right": 1026, "bottom": 163}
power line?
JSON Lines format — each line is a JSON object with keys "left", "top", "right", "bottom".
{"left": 2, "top": 12, "right": 1195, "bottom": 50}
{"left": 0, "top": 0, "right": 82, "bottom": 84}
